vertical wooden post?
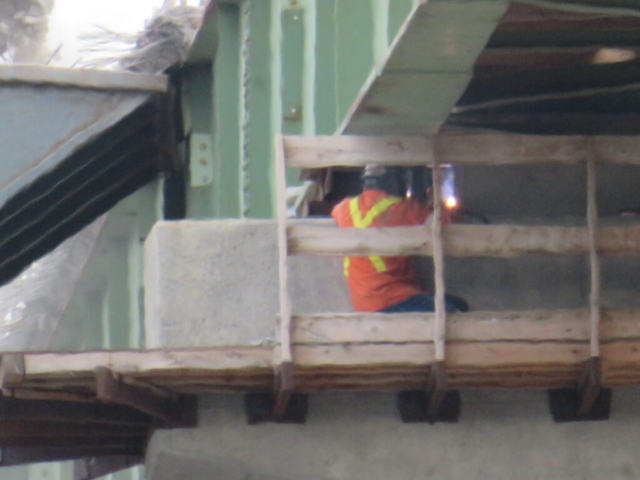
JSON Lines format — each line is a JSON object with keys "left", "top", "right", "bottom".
{"left": 586, "top": 155, "right": 601, "bottom": 360}
{"left": 426, "top": 158, "right": 448, "bottom": 420}
{"left": 578, "top": 148, "right": 602, "bottom": 416}
{"left": 273, "top": 134, "right": 294, "bottom": 419}
{"left": 431, "top": 162, "right": 446, "bottom": 363}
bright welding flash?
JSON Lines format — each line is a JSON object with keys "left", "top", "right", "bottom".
{"left": 445, "top": 196, "right": 458, "bottom": 209}
{"left": 441, "top": 166, "right": 457, "bottom": 209}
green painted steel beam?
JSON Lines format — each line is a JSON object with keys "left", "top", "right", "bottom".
{"left": 214, "top": 4, "right": 243, "bottom": 218}
{"left": 387, "top": 0, "right": 416, "bottom": 46}
{"left": 314, "top": 0, "right": 339, "bottom": 134}
{"left": 238, "top": 0, "right": 275, "bottom": 218}
{"left": 340, "top": 0, "right": 510, "bottom": 135}
{"left": 335, "top": 0, "right": 376, "bottom": 125}
{"left": 281, "top": 7, "right": 305, "bottom": 136}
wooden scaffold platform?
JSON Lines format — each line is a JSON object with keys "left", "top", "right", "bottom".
{"left": 3, "top": 132, "right": 640, "bottom": 465}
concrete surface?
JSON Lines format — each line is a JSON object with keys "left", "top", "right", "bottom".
{"left": 144, "top": 219, "right": 351, "bottom": 348}
{"left": 142, "top": 176, "right": 640, "bottom": 479}
{"left": 146, "top": 389, "right": 640, "bottom": 480}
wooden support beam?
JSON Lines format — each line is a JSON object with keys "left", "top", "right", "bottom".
{"left": 288, "top": 222, "right": 640, "bottom": 258}
{"left": 8, "top": 309, "right": 640, "bottom": 394}
{"left": 0, "top": 396, "right": 151, "bottom": 426}
{"left": 577, "top": 357, "right": 603, "bottom": 417}
{"left": 575, "top": 151, "right": 606, "bottom": 417}
{"left": 586, "top": 155, "right": 601, "bottom": 360}
{"left": 0, "top": 355, "right": 24, "bottom": 392}
{"left": 0, "top": 420, "right": 146, "bottom": 443}
{"left": 431, "top": 162, "right": 446, "bottom": 363}
{"left": 476, "top": 47, "right": 640, "bottom": 73}
{"left": 95, "top": 367, "right": 196, "bottom": 428}
{"left": 273, "top": 134, "right": 295, "bottom": 420}
{"left": 424, "top": 160, "right": 455, "bottom": 422}
{"left": 426, "top": 362, "right": 448, "bottom": 421}
{"left": 282, "top": 134, "right": 640, "bottom": 168}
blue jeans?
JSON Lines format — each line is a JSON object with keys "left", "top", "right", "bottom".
{"left": 378, "top": 293, "right": 468, "bottom": 313}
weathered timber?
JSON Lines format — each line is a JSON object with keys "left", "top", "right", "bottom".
{"left": 95, "top": 367, "right": 196, "bottom": 427}
{"left": 577, "top": 356, "right": 604, "bottom": 417}
{"left": 283, "top": 135, "right": 640, "bottom": 168}
{"left": 476, "top": 47, "right": 640, "bottom": 72}
{"left": 0, "top": 355, "right": 25, "bottom": 391}
{"left": 287, "top": 222, "right": 640, "bottom": 257}
{"left": 3, "top": 310, "right": 640, "bottom": 394}
{"left": 567, "top": 153, "right": 606, "bottom": 418}
{"left": 431, "top": 163, "right": 446, "bottom": 362}
{"left": 273, "top": 134, "right": 294, "bottom": 419}
{"left": 0, "top": 420, "right": 145, "bottom": 442}
{"left": 19, "top": 347, "right": 273, "bottom": 381}
{"left": 0, "top": 396, "right": 151, "bottom": 425}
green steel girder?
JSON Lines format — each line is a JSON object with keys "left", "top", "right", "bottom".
{"left": 186, "top": 0, "right": 422, "bottom": 219}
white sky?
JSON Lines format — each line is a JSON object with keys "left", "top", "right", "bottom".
{"left": 46, "top": 0, "right": 201, "bottom": 67}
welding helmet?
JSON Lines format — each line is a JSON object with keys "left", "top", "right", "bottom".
{"left": 362, "top": 165, "right": 406, "bottom": 196}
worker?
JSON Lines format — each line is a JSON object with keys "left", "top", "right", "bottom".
{"left": 331, "top": 165, "right": 468, "bottom": 314}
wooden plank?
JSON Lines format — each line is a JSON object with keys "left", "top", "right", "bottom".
{"left": 576, "top": 151, "right": 604, "bottom": 416}
{"left": 292, "top": 310, "right": 593, "bottom": 344}
{"left": 9, "top": 309, "right": 640, "bottom": 393}
{"left": 0, "top": 355, "right": 25, "bottom": 390}
{"left": 578, "top": 356, "right": 602, "bottom": 417}
{"left": 0, "top": 420, "right": 145, "bottom": 440}
{"left": 95, "top": 367, "right": 195, "bottom": 427}
{"left": 273, "top": 134, "right": 294, "bottom": 419}
{"left": 283, "top": 134, "right": 640, "bottom": 168}
{"left": 431, "top": 162, "right": 446, "bottom": 362}
{"left": 289, "top": 222, "right": 640, "bottom": 257}
{"left": 20, "top": 347, "right": 273, "bottom": 380}
{"left": 284, "top": 135, "right": 433, "bottom": 168}
{"left": 426, "top": 362, "right": 448, "bottom": 420}
{"left": 476, "top": 47, "right": 640, "bottom": 72}
{"left": 0, "top": 397, "right": 151, "bottom": 426}
{"left": 594, "top": 136, "right": 640, "bottom": 164}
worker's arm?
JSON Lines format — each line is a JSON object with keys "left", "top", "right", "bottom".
{"left": 396, "top": 199, "right": 452, "bottom": 226}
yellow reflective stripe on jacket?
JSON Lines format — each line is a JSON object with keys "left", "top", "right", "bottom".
{"left": 369, "top": 255, "right": 387, "bottom": 272}
{"left": 349, "top": 197, "right": 399, "bottom": 228}
{"left": 343, "top": 196, "right": 400, "bottom": 277}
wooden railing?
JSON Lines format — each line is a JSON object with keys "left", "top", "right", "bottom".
{"left": 272, "top": 132, "right": 640, "bottom": 420}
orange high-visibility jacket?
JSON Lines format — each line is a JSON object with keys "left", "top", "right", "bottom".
{"left": 331, "top": 189, "right": 431, "bottom": 312}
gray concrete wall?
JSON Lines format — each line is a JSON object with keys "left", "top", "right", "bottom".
{"left": 147, "top": 389, "right": 640, "bottom": 480}
{"left": 144, "top": 219, "right": 351, "bottom": 348}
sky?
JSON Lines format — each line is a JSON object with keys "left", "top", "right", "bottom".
{"left": 46, "top": 0, "right": 200, "bottom": 67}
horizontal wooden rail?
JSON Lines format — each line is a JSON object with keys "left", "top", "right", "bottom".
{"left": 283, "top": 134, "right": 640, "bottom": 168}
{"left": 287, "top": 222, "right": 640, "bottom": 257}
{"left": 5, "top": 309, "right": 640, "bottom": 394}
